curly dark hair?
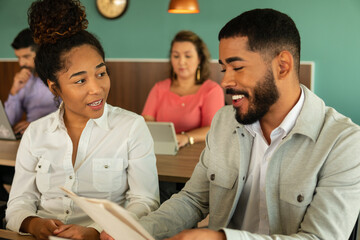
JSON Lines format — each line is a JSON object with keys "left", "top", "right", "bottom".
{"left": 28, "top": 0, "right": 105, "bottom": 90}
{"left": 170, "top": 30, "right": 211, "bottom": 85}
{"left": 218, "top": 9, "right": 301, "bottom": 74}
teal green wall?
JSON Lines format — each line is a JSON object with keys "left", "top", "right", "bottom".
{"left": 1, "top": 0, "right": 360, "bottom": 124}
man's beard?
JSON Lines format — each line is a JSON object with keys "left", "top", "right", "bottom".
{"left": 233, "top": 68, "right": 279, "bottom": 125}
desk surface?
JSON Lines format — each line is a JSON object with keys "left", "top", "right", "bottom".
{"left": 0, "top": 229, "right": 34, "bottom": 240}
{"left": 156, "top": 142, "right": 204, "bottom": 183}
{"left": 0, "top": 140, "right": 204, "bottom": 183}
{"left": 0, "top": 140, "right": 19, "bottom": 167}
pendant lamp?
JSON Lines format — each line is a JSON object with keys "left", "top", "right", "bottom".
{"left": 168, "top": 0, "right": 200, "bottom": 14}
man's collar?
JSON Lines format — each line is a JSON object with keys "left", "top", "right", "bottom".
{"left": 290, "top": 85, "right": 325, "bottom": 142}
{"left": 242, "top": 85, "right": 322, "bottom": 142}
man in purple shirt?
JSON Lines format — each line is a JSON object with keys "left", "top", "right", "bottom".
{"left": 4, "top": 28, "right": 58, "bottom": 134}
{"left": 1, "top": 29, "right": 57, "bottom": 202}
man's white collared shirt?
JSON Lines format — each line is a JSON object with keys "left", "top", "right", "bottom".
{"left": 228, "top": 89, "right": 305, "bottom": 234}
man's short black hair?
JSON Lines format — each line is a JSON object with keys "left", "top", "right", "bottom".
{"left": 218, "top": 9, "right": 301, "bottom": 74}
{"left": 11, "top": 28, "right": 38, "bottom": 51}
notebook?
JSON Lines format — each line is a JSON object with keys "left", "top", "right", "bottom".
{"left": 0, "top": 100, "right": 21, "bottom": 140}
{"left": 146, "top": 122, "right": 179, "bottom": 155}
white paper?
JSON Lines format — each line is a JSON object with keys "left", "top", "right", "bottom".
{"left": 61, "top": 187, "right": 154, "bottom": 240}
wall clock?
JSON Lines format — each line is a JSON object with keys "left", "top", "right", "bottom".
{"left": 96, "top": 0, "right": 128, "bottom": 19}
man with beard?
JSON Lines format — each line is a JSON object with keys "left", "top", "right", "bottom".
{"left": 0, "top": 29, "right": 57, "bottom": 201}
{"left": 101, "top": 9, "right": 360, "bottom": 240}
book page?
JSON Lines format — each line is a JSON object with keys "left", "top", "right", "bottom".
{"left": 61, "top": 187, "right": 154, "bottom": 240}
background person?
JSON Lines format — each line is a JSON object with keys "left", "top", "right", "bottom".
{"left": 142, "top": 30, "right": 224, "bottom": 203}
{"left": 6, "top": 0, "right": 159, "bottom": 239}
{"left": 4, "top": 28, "right": 58, "bottom": 135}
{"left": 142, "top": 30, "right": 224, "bottom": 148}
{"left": 0, "top": 28, "right": 58, "bottom": 203}
{"left": 106, "top": 8, "right": 360, "bottom": 240}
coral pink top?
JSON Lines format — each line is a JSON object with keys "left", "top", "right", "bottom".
{"left": 142, "top": 79, "right": 224, "bottom": 133}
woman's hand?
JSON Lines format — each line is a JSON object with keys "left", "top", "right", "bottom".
{"left": 54, "top": 224, "right": 100, "bottom": 240}
{"left": 176, "top": 134, "right": 189, "bottom": 148}
{"left": 21, "top": 217, "right": 64, "bottom": 240}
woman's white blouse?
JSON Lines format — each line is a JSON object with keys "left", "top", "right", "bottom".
{"left": 6, "top": 103, "right": 160, "bottom": 233}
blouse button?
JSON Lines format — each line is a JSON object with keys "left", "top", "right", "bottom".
{"left": 38, "top": 165, "right": 41, "bottom": 168}
{"left": 297, "top": 194, "right": 304, "bottom": 203}
{"left": 210, "top": 174, "right": 215, "bottom": 181}
{"left": 69, "top": 176, "right": 73, "bottom": 180}
{"left": 104, "top": 165, "right": 109, "bottom": 169}
{"left": 66, "top": 210, "right": 70, "bottom": 214}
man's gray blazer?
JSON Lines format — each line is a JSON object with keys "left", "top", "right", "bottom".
{"left": 140, "top": 85, "right": 360, "bottom": 240}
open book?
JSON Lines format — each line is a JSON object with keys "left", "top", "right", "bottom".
{"left": 61, "top": 187, "right": 154, "bottom": 240}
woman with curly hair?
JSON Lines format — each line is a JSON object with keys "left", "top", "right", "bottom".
{"left": 5, "top": 0, "right": 159, "bottom": 239}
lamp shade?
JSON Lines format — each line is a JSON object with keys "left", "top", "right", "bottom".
{"left": 168, "top": 0, "right": 200, "bottom": 14}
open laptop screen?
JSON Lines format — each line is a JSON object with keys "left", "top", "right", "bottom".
{"left": 146, "top": 122, "right": 179, "bottom": 155}
{"left": 0, "top": 100, "right": 19, "bottom": 140}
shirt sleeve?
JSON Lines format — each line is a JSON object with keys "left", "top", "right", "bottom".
{"left": 5, "top": 126, "right": 40, "bottom": 233}
{"left": 142, "top": 84, "right": 160, "bottom": 118}
{"left": 201, "top": 83, "right": 224, "bottom": 127}
{"left": 139, "top": 137, "right": 210, "bottom": 240}
{"left": 87, "top": 222, "right": 103, "bottom": 234}
{"left": 4, "top": 90, "right": 25, "bottom": 126}
{"left": 125, "top": 116, "right": 160, "bottom": 219}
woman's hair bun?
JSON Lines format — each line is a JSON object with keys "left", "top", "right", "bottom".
{"left": 28, "top": 0, "right": 88, "bottom": 45}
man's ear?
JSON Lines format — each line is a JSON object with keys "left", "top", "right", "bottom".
{"left": 276, "top": 51, "right": 293, "bottom": 80}
{"left": 47, "top": 79, "right": 58, "bottom": 96}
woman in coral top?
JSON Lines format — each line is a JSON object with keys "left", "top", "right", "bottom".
{"left": 142, "top": 30, "right": 224, "bottom": 148}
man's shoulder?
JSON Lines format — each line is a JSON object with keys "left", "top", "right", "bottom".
{"left": 324, "top": 106, "right": 360, "bottom": 134}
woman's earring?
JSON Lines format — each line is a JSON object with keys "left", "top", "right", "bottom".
{"left": 50, "top": 85, "right": 61, "bottom": 108}
{"left": 196, "top": 66, "right": 201, "bottom": 82}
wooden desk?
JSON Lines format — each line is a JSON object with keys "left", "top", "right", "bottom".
{"left": 0, "top": 140, "right": 19, "bottom": 167}
{"left": 156, "top": 142, "right": 204, "bottom": 183}
{"left": 0, "top": 229, "right": 34, "bottom": 240}
{"left": 0, "top": 140, "right": 204, "bottom": 183}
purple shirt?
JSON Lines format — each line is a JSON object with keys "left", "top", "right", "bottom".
{"left": 4, "top": 74, "right": 58, "bottom": 126}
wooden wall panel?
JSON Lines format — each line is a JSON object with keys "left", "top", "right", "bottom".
{"left": 0, "top": 60, "right": 312, "bottom": 115}
{"left": 106, "top": 62, "right": 170, "bottom": 114}
{"left": 106, "top": 61, "right": 224, "bottom": 114}
{"left": 0, "top": 62, "right": 20, "bottom": 104}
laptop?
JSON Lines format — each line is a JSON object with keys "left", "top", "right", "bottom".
{"left": 146, "top": 122, "right": 179, "bottom": 155}
{"left": 0, "top": 100, "right": 21, "bottom": 140}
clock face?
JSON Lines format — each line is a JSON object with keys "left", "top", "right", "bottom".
{"left": 96, "top": 0, "right": 128, "bottom": 19}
